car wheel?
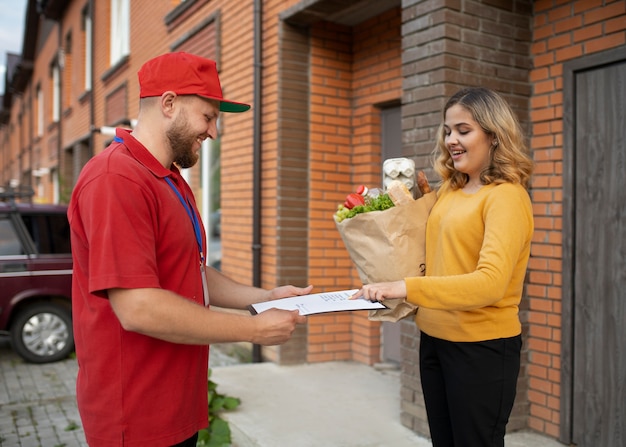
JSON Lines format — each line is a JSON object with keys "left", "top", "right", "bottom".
{"left": 10, "top": 302, "right": 74, "bottom": 363}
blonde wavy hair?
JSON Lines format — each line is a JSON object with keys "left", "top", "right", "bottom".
{"left": 433, "top": 87, "right": 534, "bottom": 190}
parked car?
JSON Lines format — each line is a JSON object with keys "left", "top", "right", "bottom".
{"left": 0, "top": 192, "right": 74, "bottom": 363}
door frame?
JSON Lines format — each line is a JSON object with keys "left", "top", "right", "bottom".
{"left": 560, "top": 45, "right": 626, "bottom": 444}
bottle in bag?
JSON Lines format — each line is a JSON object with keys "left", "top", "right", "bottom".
{"left": 356, "top": 185, "right": 383, "bottom": 203}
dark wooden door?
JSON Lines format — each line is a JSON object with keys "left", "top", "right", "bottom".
{"left": 563, "top": 47, "right": 626, "bottom": 446}
{"left": 381, "top": 105, "right": 402, "bottom": 364}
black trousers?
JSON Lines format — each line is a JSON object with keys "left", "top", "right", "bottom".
{"left": 419, "top": 331, "right": 521, "bottom": 447}
{"left": 171, "top": 432, "right": 198, "bottom": 447}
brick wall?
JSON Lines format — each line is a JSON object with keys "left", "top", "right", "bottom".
{"left": 527, "top": 0, "right": 626, "bottom": 438}
{"left": 1, "top": 91, "right": 26, "bottom": 185}
{"left": 305, "top": 9, "right": 403, "bottom": 365}
{"left": 59, "top": 0, "right": 92, "bottom": 146}
{"left": 350, "top": 7, "right": 403, "bottom": 365}
{"left": 307, "top": 20, "right": 361, "bottom": 363}
{"left": 31, "top": 17, "right": 64, "bottom": 200}
{"left": 56, "top": 0, "right": 94, "bottom": 201}
{"left": 259, "top": 5, "right": 403, "bottom": 364}
{"left": 211, "top": 2, "right": 257, "bottom": 286}
{"left": 261, "top": 20, "right": 312, "bottom": 364}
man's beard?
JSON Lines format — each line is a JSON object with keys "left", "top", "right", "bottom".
{"left": 166, "top": 112, "right": 201, "bottom": 169}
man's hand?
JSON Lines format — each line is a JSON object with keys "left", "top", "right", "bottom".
{"left": 251, "top": 308, "right": 307, "bottom": 345}
{"left": 269, "top": 284, "right": 313, "bottom": 300}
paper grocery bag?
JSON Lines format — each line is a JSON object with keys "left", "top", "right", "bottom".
{"left": 335, "top": 191, "right": 437, "bottom": 322}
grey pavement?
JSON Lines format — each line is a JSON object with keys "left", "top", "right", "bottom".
{"left": 212, "top": 362, "right": 567, "bottom": 447}
{"left": 0, "top": 339, "right": 84, "bottom": 447}
{"left": 1, "top": 339, "right": 566, "bottom": 446}
{"left": 0, "top": 339, "right": 240, "bottom": 447}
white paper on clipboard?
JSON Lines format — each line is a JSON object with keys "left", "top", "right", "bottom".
{"left": 248, "top": 289, "right": 386, "bottom": 316}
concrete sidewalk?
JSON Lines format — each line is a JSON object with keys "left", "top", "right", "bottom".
{"left": 0, "top": 339, "right": 567, "bottom": 447}
{"left": 211, "top": 361, "right": 567, "bottom": 447}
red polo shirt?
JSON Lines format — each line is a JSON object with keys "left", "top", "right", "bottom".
{"left": 68, "top": 128, "right": 209, "bottom": 447}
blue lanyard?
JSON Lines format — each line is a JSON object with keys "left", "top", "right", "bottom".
{"left": 164, "top": 177, "right": 205, "bottom": 265}
{"left": 113, "top": 135, "right": 205, "bottom": 265}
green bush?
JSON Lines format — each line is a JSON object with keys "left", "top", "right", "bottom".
{"left": 196, "top": 369, "right": 241, "bottom": 447}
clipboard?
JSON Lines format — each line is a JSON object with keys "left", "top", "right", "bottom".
{"left": 248, "top": 289, "right": 386, "bottom": 316}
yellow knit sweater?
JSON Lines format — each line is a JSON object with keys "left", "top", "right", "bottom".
{"left": 405, "top": 181, "right": 533, "bottom": 342}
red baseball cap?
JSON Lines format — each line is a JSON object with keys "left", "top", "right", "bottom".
{"left": 138, "top": 52, "right": 250, "bottom": 113}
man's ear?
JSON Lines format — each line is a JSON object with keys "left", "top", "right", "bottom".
{"left": 160, "top": 91, "right": 178, "bottom": 117}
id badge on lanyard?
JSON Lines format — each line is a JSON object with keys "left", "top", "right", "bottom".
{"left": 200, "top": 264, "right": 209, "bottom": 306}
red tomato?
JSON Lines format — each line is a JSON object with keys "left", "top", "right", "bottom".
{"left": 343, "top": 192, "right": 365, "bottom": 209}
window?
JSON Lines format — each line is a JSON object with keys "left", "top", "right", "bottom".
{"left": 110, "top": 0, "right": 130, "bottom": 65}
{"left": 83, "top": 5, "right": 92, "bottom": 91}
{"left": 51, "top": 168, "right": 59, "bottom": 204}
{"left": 35, "top": 176, "right": 43, "bottom": 198}
{"left": 0, "top": 217, "right": 24, "bottom": 256}
{"left": 21, "top": 213, "right": 71, "bottom": 255}
{"left": 64, "top": 33, "right": 72, "bottom": 109}
{"left": 204, "top": 132, "right": 221, "bottom": 269}
{"left": 52, "top": 62, "right": 61, "bottom": 123}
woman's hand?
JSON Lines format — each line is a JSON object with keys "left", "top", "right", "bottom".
{"left": 351, "top": 280, "right": 406, "bottom": 302}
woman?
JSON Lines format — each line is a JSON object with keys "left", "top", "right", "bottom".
{"left": 353, "top": 87, "right": 534, "bottom": 446}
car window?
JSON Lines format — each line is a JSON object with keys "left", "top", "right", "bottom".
{"left": 0, "top": 216, "right": 25, "bottom": 256}
{"left": 21, "top": 213, "right": 71, "bottom": 255}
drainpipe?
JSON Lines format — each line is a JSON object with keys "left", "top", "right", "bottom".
{"left": 251, "top": 0, "right": 263, "bottom": 363}
{"left": 29, "top": 77, "right": 34, "bottom": 196}
{"left": 88, "top": 0, "right": 95, "bottom": 159}
{"left": 25, "top": 112, "right": 31, "bottom": 198}
{"left": 56, "top": 20, "right": 63, "bottom": 204}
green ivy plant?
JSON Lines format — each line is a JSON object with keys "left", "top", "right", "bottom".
{"left": 196, "top": 369, "right": 241, "bottom": 447}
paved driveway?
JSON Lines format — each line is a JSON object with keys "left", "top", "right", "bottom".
{"left": 0, "top": 339, "right": 243, "bottom": 447}
{"left": 0, "top": 339, "right": 85, "bottom": 447}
